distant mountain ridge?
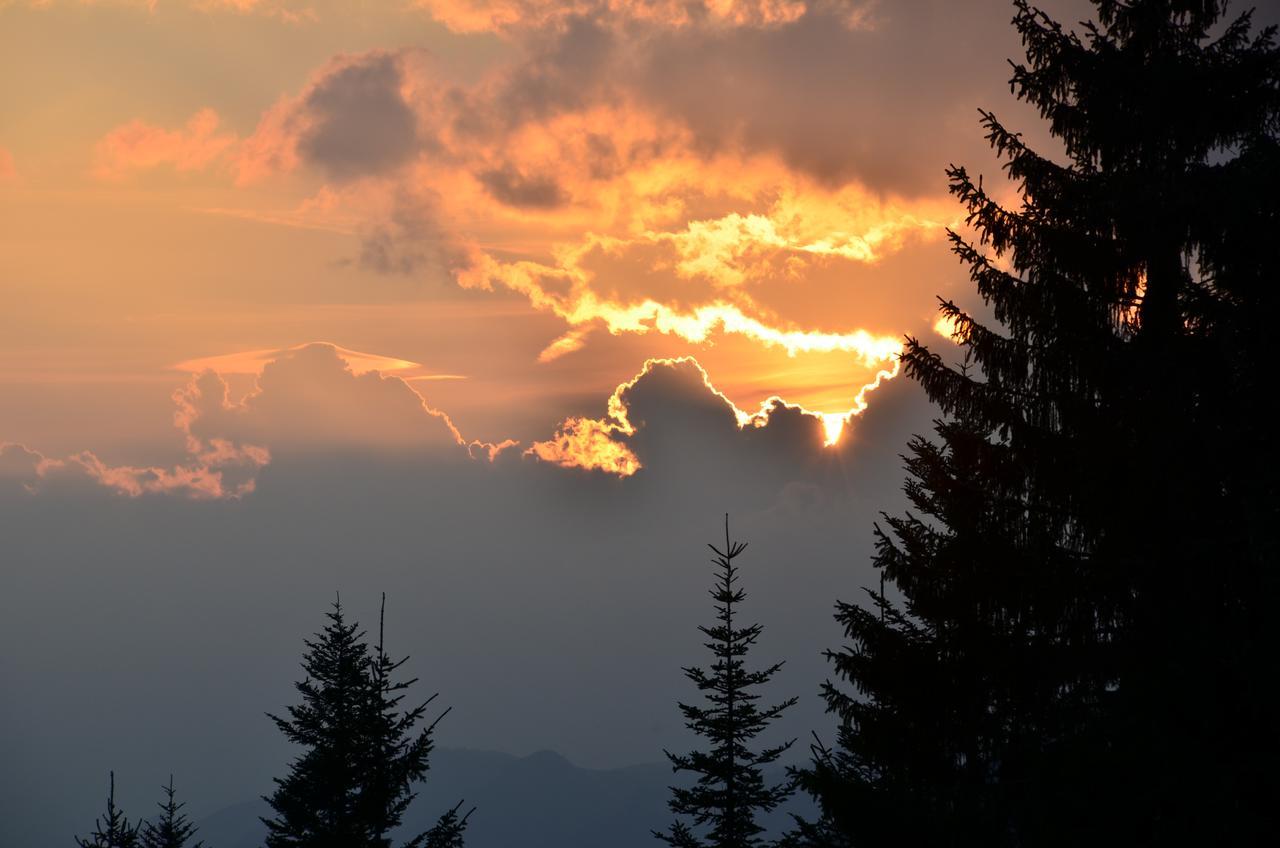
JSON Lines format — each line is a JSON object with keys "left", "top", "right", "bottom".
{"left": 198, "top": 748, "right": 814, "bottom": 848}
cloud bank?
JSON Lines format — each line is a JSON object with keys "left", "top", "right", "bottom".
{"left": 1, "top": 336, "right": 941, "bottom": 501}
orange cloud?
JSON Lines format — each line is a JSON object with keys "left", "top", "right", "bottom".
{"left": 0, "top": 438, "right": 267, "bottom": 500}
{"left": 93, "top": 108, "right": 238, "bottom": 180}
{"left": 0, "top": 147, "right": 15, "bottom": 183}
{"left": 466, "top": 258, "right": 905, "bottom": 363}
{"left": 526, "top": 415, "right": 641, "bottom": 476}
{"left": 69, "top": 446, "right": 266, "bottom": 498}
{"left": 537, "top": 326, "right": 593, "bottom": 363}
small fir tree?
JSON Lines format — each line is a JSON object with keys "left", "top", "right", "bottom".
{"left": 263, "top": 595, "right": 467, "bottom": 848}
{"left": 76, "top": 772, "right": 141, "bottom": 848}
{"left": 656, "top": 517, "right": 798, "bottom": 848}
{"left": 262, "top": 597, "right": 374, "bottom": 847}
{"left": 139, "top": 776, "right": 204, "bottom": 848}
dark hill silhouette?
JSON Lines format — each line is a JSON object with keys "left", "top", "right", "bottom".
{"left": 196, "top": 748, "right": 813, "bottom": 848}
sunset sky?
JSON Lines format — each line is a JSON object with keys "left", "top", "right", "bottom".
{"left": 0, "top": 1, "right": 1132, "bottom": 843}
{"left": 0, "top": 0, "right": 1074, "bottom": 480}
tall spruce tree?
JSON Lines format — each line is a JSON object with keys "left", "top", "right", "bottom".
{"left": 76, "top": 772, "right": 141, "bottom": 848}
{"left": 655, "top": 517, "right": 798, "bottom": 848}
{"left": 795, "top": 2, "right": 1280, "bottom": 845}
{"left": 263, "top": 596, "right": 467, "bottom": 848}
{"left": 139, "top": 776, "right": 204, "bottom": 848}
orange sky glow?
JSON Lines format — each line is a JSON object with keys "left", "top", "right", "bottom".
{"left": 0, "top": 0, "right": 995, "bottom": 489}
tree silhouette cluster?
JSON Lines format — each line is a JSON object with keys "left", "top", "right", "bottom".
{"left": 77, "top": 597, "right": 470, "bottom": 848}
{"left": 77, "top": 772, "right": 203, "bottom": 848}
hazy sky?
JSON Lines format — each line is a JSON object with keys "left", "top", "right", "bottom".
{"left": 0, "top": 1, "right": 1115, "bottom": 844}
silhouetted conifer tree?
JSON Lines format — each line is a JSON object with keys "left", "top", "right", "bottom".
{"left": 359, "top": 594, "right": 468, "bottom": 848}
{"left": 139, "top": 776, "right": 203, "bottom": 848}
{"left": 793, "top": 1, "right": 1280, "bottom": 845}
{"left": 77, "top": 772, "right": 141, "bottom": 848}
{"left": 263, "top": 597, "right": 372, "bottom": 847}
{"left": 262, "top": 596, "right": 467, "bottom": 848}
{"left": 656, "top": 517, "right": 798, "bottom": 848}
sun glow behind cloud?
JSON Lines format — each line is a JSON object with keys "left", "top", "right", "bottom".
{"left": 529, "top": 353, "right": 898, "bottom": 475}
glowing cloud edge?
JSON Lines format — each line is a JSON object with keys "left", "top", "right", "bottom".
{"left": 526, "top": 352, "right": 901, "bottom": 477}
